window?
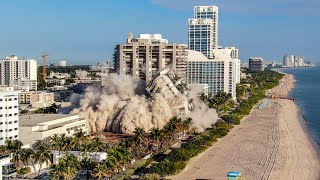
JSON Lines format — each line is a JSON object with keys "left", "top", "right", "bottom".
{"left": 0, "top": 99, "right": 2, "bottom": 101}
{"left": 14, "top": 128, "right": 18, "bottom": 131}
{"left": 0, "top": 138, "right": 2, "bottom": 140}
{"left": 14, "top": 120, "right": 18, "bottom": 123}
{"left": 14, "top": 98, "right": 17, "bottom": 100}
{"left": 0, "top": 130, "right": 2, "bottom": 132}
{"left": 14, "top": 113, "right": 17, "bottom": 116}
{"left": 14, "top": 135, "right": 18, "bottom": 138}
{"left": 0, "top": 107, "right": 2, "bottom": 109}
{"left": 0, "top": 115, "right": 2, "bottom": 117}
{"left": 8, "top": 122, "right": 12, "bottom": 124}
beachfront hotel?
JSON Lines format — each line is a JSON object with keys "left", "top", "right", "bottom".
{"left": 188, "top": 6, "right": 219, "bottom": 59}
{"left": 186, "top": 5, "right": 240, "bottom": 98}
{"left": 186, "top": 50, "right": 239, "bottom": 99}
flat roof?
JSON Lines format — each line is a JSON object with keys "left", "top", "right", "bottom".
{"left": 19, "top": 114, "right": 75, "bottom": 127}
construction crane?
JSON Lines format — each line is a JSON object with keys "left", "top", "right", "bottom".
{"left": 42, "top": 52, "right": 48, "bottom": 81}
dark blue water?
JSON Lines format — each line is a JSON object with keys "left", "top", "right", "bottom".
{"left": 279, "top": 67, "right": 320, "bottom": 145}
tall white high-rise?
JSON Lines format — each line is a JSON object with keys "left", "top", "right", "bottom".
{"left": 188, "top": 6, "right": 219, "bottom": 59}
{"left": 0, "top": 55, "right": 38, "bottom": 91}
{"left": 0, "top": 86, "right": 19, "bottom": 146}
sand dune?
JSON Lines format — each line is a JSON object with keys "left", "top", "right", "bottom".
{"left": 170, "top": 74, "right": 320, "bottom": 180}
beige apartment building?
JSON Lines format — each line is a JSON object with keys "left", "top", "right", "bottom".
{"left": 19, "top": 91, "right": 54, "bottom": 108}
{"left": 114, "top": 33, "right": 188, "bottom": 84}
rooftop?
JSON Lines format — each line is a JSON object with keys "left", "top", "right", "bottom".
{"left": 19, "top": 114, "right": 75, "bottom": 127}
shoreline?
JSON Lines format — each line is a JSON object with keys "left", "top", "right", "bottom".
{"left": 170, "top": 73, "right": 320, "bottom": 180}
{"left": 278, "top": 70, "right": 320, "bottom": 160}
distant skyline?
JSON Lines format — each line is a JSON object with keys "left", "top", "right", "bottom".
{"left": 0, "top": 0, "right": 319, "bottom": 64}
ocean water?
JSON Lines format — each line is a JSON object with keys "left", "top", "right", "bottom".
{"left": 279, "top": 67, "right": 320, "bottom": 145}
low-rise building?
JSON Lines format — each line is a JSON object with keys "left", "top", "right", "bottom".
{"left": 45, "top": 78, "right": 66, "bottom": 85}
{"left": 19, "top": 114, "right": 88, "bottom": 146}
{"left": 19, "top": 91, "right": 54, "bottom": 108}
{"left": 48, "top": 89, "right": 73, "bottom": 102}
{"left": 48, "top": 72, "right": 71, "bottom": 79}
{"left": 0, "top": 155, "right": 16, "bottom": 180}
{"left": 249, "top": 57, "right": 264, "bottom": 72}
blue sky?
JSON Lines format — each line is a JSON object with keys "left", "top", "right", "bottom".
{"left": 0, "top": 0, "right": 319, "bottom": 64}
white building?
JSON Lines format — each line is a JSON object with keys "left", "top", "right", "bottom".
{"left": 186, "top": 50, "right": 238, "bottom": 99}
{"left": 19, "top": 114, "right": 88, "bottom": 146}
{"left": 9, "top": 78, "right": 37, "bottom": 92}
{"left": 48, "top": 72, "right": 71, "bottom": 79}
{"left": 0, "top": 86, "right": 19, "bottom": 146}
{"left": 0, "top": 155, "right": 16, "bottom": 180}
{"left": 114, "top": 33, "right": 188, "bottom": 84}
{"left": 188, "top": 6, "right": 219, "bottom": 59}
{"left": 283, "top": 55, "right": 305, "bottom": 68}
{"left": 58, "top": 60, "right": 67, "bottom": 67}
{"left": 0, "top": 55, "right": 37, "bottom": 91}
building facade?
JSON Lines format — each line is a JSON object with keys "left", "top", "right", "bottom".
{"left": 188, "top": 6, "right": 219, "bottom": 59}
{"left": 186, "top": 50, "right": 238, "bottom": 99}
{"left": 19, "top": 91, "right": 54, "bottom": 108}
{"left": 0, "top": 87, "right": 19, "bottom": 146}
{"left": 0, "top": 55, "right": 37, "bottom": 91}
{"left": 114, "top": 33, "right": 188, "bottom": 84}
{"left": 249, "top": 57, "right": 265, "bottom": 71}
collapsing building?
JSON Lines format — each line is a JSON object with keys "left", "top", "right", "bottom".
{"left": 146, "top": 69, "right": 189, "bottom": 115}
{"left": 71, "top": 69, "right": 218, "bottom": 134}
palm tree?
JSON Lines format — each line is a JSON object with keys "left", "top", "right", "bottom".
{"left": 50, "top": 134, "right": 60, "bottom": 151}
{"left": 0, "top": 145, "right": 7, "bottom": 156}
{"left": 182, "top": 118, "right": 193, "bottom": 134}
{"left": 20, "top": 148, "right": 35, "bottom": 168}
{"left": 50, "top": 154, "right": 80, "bottom": 180}
{"left": 149, "top": 128, "right": 161, "bottom": 149}
{"left": 133, "top": 128, "right": 146, "bottom": 145}
{"left": 71, "top": 129, "right": 87, "bottom": 151}
{"left": 6, "top": 139, "right": 23, "bottom": 170}
{"left": 34, "top": 145, "right": 52, "bottom": 179}
{"left": 93, "top": 162, "right": 109, "bottom": 180}
{"left": 50, "top": 163, "right": 64, "bottom": 180}
{"left": 60, "top": 154, "right": 80, "bottom": 180}
{"left": 90, "top": 138, "right": 105, "bottom": 153}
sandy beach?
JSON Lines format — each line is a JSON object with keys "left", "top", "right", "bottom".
{"left": 169, "top": 74, "right": 320, "bottom": 180}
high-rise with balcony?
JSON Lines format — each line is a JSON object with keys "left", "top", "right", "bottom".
{"left": 114, "top": 33, "right": 188, "bottom": 84}
{"left": 188, "top": 6, "right": 219, "bottom": 59}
